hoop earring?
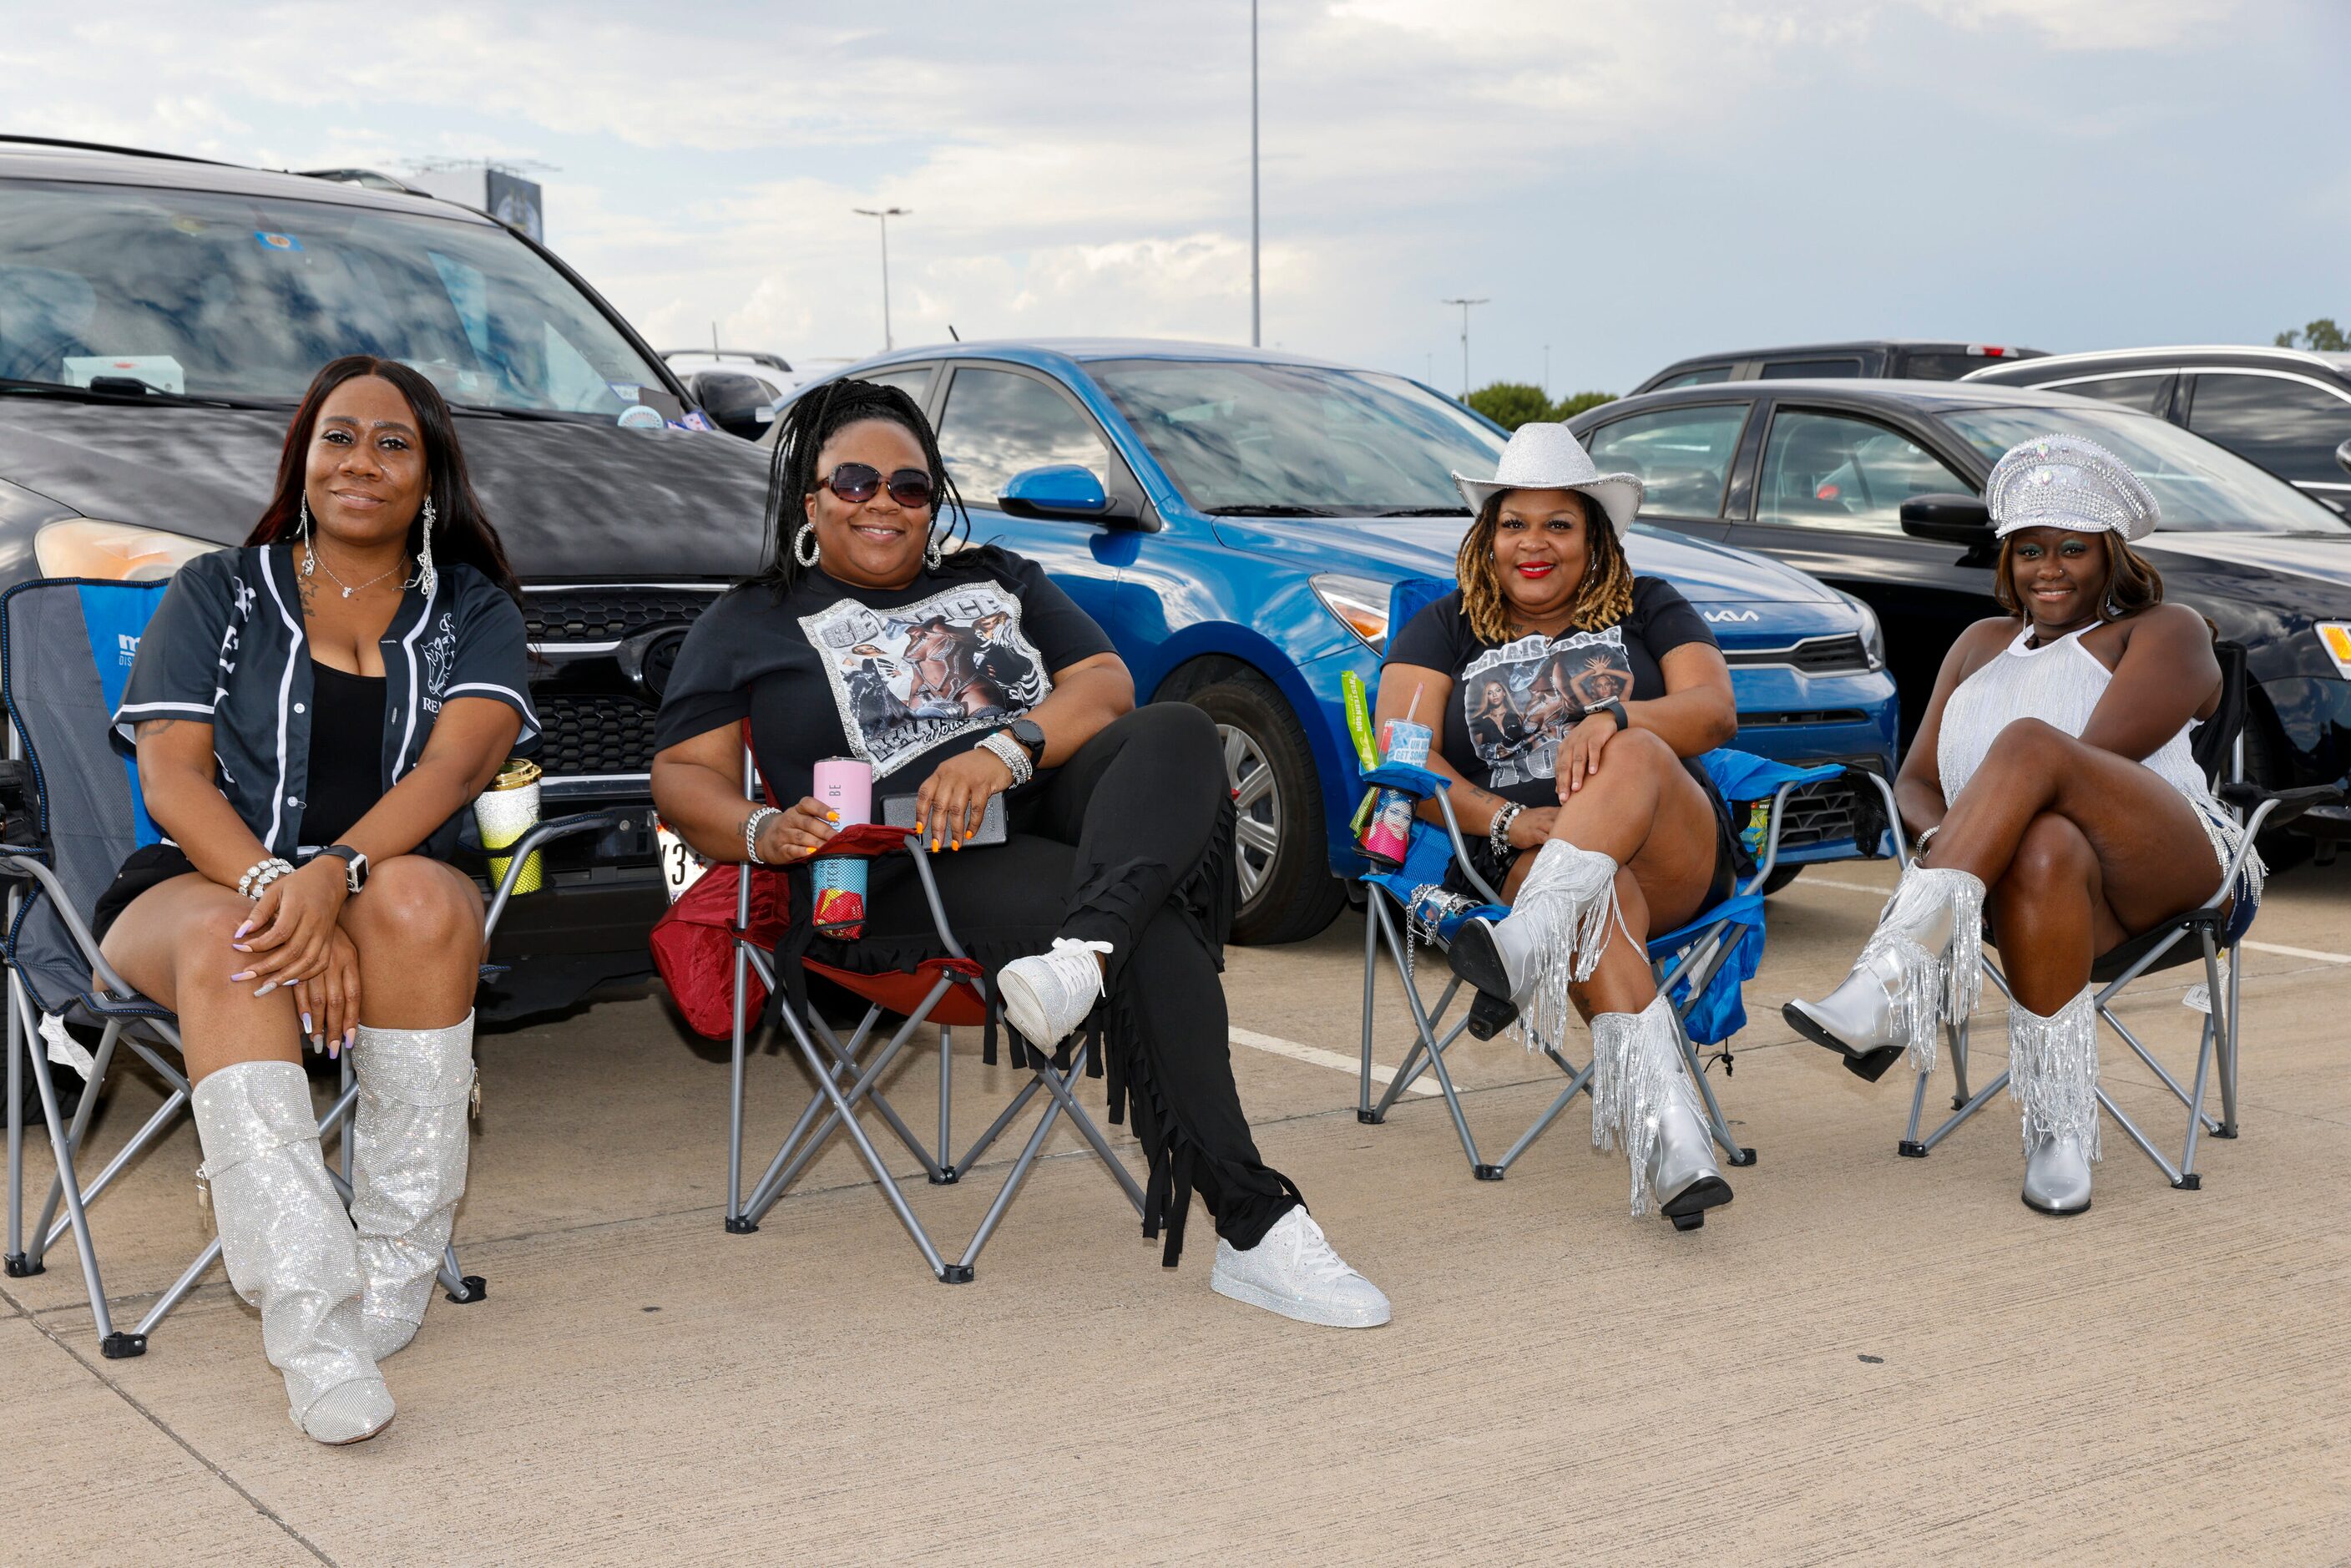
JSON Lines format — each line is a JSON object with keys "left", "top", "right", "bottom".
{"left": 298, "top": 494, "right": 316, "bottom": 578}
{"left": 407, "top": 498, "right": 439, "bottom": 598}
{"left": 923, "top": 526, "right": 945, "bottom": 571}
{"left": 793, "top": 522, "right": 821, "bottom": 569}
{"left": 2103, "top": 593, "right": 2122, "bottom": 620}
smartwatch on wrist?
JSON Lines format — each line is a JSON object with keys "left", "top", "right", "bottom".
{"left": 1595, "top": 696, "right": 1630, "bottom": 732}
{"left": 1005, "top": 717, "right": 1047, "bottom": 766}
{"left": 317, "top": 843, "right": 368, "bottom": 894}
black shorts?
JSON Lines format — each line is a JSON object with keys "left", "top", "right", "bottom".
{"left": 90, "top": 842, "right": 200, "bottom": 943}
{"left": 1446, "top": 759, "right": 1747, "bottom": 915}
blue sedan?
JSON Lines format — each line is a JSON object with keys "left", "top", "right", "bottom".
{"left": 775, "top": 340, "right": 1899, "bottom": 942}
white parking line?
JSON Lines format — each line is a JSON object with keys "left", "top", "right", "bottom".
{"left": 1230, "top": 1027, "right": 1440, "bottom": 1095}
{"left": 1789, "top": 873, "right": 2351, "bottom": 965}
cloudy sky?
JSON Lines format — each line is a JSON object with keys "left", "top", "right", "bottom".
{"left": 9, "top": 0, "right": 2346, "bottom": 393}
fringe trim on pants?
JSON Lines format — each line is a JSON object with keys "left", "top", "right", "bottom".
{"left": 1589, "top": 993, "right": 1701, "bottom": 1217}
{"left": 1857, "top": 864, "right": 1985, "bottom": 1073}
{"left": 2008, "top": 987, "right": 2101, "bottom": 1161}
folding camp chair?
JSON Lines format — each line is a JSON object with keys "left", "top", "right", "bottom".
{"left": 1892, "top": 640, "right": 2344, "bottom": 1190}
{"left": 720, "top": 743, "right": 1145, "bottom": 1282}
{"left": 0, "top": 576, "right": 635, "bottom": 1357}
{"left": 1354, "top": 745, "right": 1899, "bottom": 1206}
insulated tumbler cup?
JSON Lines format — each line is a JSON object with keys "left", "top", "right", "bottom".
{"left": 474, "top": 758, "right": 544, "bottom": 893}
{"left": 1359, "top": 719, "right": 1432, "bottom": 867}
{"left": 811, "top": 756, "right": 873, "bottom": 938}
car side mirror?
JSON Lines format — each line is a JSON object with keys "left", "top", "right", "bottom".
{"left": 1899, "top": 493, "right": 1993, "bottom": 544}
{"left": 690, "top": 372, "right": 775, "bottom": 441}
{"left": 997, "top": 463, "right": 1131, "bottom": 523}
{"left": 2334, "top": 438, "right": 2351, "bottom": 478}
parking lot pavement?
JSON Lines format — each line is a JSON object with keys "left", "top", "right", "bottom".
{"left": 7, "top": 858, "right": 2348, "bottom": 1563}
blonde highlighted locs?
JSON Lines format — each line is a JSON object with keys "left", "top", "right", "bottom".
{"left": 1456, "top": 490, "right": 1635, "bottom": 643}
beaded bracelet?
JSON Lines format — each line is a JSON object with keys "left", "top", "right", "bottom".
{"left": 1487, "top": 802, "right": 1523, "bottom": 862}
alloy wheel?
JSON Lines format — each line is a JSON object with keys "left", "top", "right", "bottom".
{"left": 1216, "top": 721, "right": 1282, "bottom": 903}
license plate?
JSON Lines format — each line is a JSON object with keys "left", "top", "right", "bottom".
{"left": 655, "top": 820, "right": 710, "bottom": 903}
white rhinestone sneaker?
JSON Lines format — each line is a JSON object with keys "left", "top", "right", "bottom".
{"left": 1210, "top": 1206, "right": 1391, "bottom": 1328}
{"left": 996, "top": 938, "right": 1113, "bottom": 1050}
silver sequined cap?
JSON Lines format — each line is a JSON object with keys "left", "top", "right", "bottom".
{"left": 1985, "top": 432, "right": 2160, "bottom": 542}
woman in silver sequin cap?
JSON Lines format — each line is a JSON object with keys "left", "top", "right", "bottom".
{"left": 1784, "top": 433, "right": 2258, "bottom": 1216}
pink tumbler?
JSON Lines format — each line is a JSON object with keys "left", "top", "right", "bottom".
{"left": 811, "top": 756, "right": 873, "bottom": 937}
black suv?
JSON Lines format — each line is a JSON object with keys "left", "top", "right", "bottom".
{"left": 0, "top": 138, "right": 767, "bottom": 1017}
{"left": 1634, "top": 341, "right": 2045, "bottom": 394}
{"left": 1962, "top": 345, "right": 2351, "bottom": 516}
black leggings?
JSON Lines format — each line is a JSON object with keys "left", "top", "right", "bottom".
{"left": 814, "top": 703, "right": 1301, "bottom": 1262}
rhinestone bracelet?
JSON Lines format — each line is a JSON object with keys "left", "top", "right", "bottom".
{"left": 238, "top": 857, "right": 296, "bottom": 899}
{"left": 977, "top": 731, "right": 1034, "bottom": 787}
{"left": 743, "top": 806, "right": 783, "bottom": 865}
{"left": 1487, "top": 802, "right": 1523, "bottom": 863}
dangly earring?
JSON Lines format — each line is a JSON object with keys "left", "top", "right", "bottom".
{"left": 793, "top": 522, "right": 821, "bottom": 568}
{"left": 407, "top": 498, "right": 439, "bottom": 598}
{"left": 923, "top": 524, "right": 944, "bottom": 570}
{"left": 299, "top": 494, "right": 316, "bottom": 579}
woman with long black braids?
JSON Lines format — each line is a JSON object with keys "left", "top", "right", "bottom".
{"left": 650, "top": 379, "right": 1389, "bottom": 1327}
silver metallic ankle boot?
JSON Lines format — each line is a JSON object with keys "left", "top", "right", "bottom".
{"left": 351, "top": 1013, "right": 478, "bottom": 1360}
{"left": 2010, "top": 989, "right": 2098, "bottom": 1216}
{"left": 1449, "top": 839, "right": 1625, "bottom": 1051}
{"left": 1783, "top": 864, "right": 1985, "bottom": 1080}
{"left": 1591, "top": 994, "right": 1731, "bottom": 1225}
{"left": 192, "top": 1060, "right": 392, "bottom": 1444}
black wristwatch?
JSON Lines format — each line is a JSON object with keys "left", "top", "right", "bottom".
{"left": 317, "top": 843, "right": 369, "bottom": 894}
{"left": 1595, "top": 696, "right": 1630, "bottom": 732}
{"left": 1004, "top": 716, "right": 1047, "bottom": 765}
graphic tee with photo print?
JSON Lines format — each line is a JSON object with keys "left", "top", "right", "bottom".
{"left": 801, "top": 581, "right": 1054, "bottom": 778}
{"left": 1384, "top": 575, "right": 1717, "bottom": 807}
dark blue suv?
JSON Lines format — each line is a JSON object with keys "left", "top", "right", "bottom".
{"left": 778, "top": 341, "right": 1899, "bottom": 941}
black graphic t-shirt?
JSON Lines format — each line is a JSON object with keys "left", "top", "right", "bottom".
{"left": 654, "top": 550, "right": 1115, "bottom": 807}
{"left": 1384, "top": 576, "right": 1716, "bottom": 807}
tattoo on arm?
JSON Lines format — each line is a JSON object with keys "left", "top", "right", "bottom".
{"left": 134, "top": 718, "right": 185, "bottom": 740}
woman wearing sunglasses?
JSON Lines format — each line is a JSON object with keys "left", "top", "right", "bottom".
{"left": 650, "top": 379, "right": 1389, "bottom": 1328}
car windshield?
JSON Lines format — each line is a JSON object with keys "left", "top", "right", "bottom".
{"left": 1088, "top": 359, "right": 1502, "bottom": 515}
{"left": 0, "top": 180, "right": 668, "bottom": 417}
{"left": 1941, "top": 405, "right": 2348, "bottom": 534}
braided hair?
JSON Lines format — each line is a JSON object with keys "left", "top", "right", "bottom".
{"left": 1454, "top": 490, "right": 1635, "bottom": 643}
{"left": 754, "top": 377, "right": 974, "bottom": 595}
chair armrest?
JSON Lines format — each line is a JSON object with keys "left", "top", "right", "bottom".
{"left": 815, "top": 822, "right": 925, "bottom": 858}
{"left": 2217, "top": 781, "right": 2343, "bottom": 834}
{"left": 480, "top": 808, "right": 650, "bottom": 937}
{"left": 1362, "top": 761, "right": 1449, "bottom": 797}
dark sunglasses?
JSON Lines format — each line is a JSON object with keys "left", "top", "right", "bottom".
{"left": 821, "top": 462, "right": 934, "bottom": 509}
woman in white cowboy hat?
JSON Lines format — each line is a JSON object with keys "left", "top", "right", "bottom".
{"left": 1378, "top": 422, "right": 1743, "bottom": 1227}
{"left": 1783, "top": 433, "right": 2258, "bottom": 1216}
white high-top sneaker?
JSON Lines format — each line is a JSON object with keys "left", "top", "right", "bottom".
{"left": 351, "top": 1013, "right": 478, "bottom": 1360}
{"left": 2011, "top": 989, "right": 2098, "bottom": 1216}
{"left": 193, "top": 1061, "right": 393, "bottom": 1444}
{"left": 1448, "top": 839, "right": 1625, "bottom": 1050}
{"left": 1782, "top": 864, "right": 1985, "bottom": 1081}
{"left": 996, "top": 938, "right": 1114, "bottom": 1051}
{"left": 1210, "top": 1207, "right": 1391, "bottom": 1328}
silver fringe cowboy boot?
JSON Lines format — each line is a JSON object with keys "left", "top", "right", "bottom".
{"left": 2010, "top": 988, "right": 2098, "bottom": 1216}
{"left": 351, "top": 1013, "right": 478, "bottom": 1360}
{"left": 1592, "top": 994, "right": 1732, "bottom": 1227}
{"left": 1447, "top": 839, "right": 1631, "bottom": 1050}
{"left": 192, "top": 1060, "right": 393, "bottom": 1444}
{"left": 1782, "top": 864, "right": 1985, "bottom": 1082}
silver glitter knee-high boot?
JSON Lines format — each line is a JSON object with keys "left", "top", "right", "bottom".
{"left": 1782, "top": 864, "right": 1985, "bottom": 1082}
{"left": 351, "top": 1012, "right": 478, "bottom": 1360}
{"left": 1590, "top": 993, "right": 1732, "bottom": 1224}
{"left": 1448, "top": 839, "right": 1629, "bottom": 1051}
{"left": 2010, "top": 989, "right": 2098, "bottom": 1216}
{"left": 192, "top": 1060, "right": 392, "bottom": 1444}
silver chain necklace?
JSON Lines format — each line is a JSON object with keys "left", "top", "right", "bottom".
{"left": 303, "top": 540, "right": 402, "bottom": 599}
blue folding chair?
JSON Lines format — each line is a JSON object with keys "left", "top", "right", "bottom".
{"left": 0, "top": 576, "right": 632, "bottom": 1357}
{"left": 1354, "top": 577, "right": 1903, "bottom": 1189}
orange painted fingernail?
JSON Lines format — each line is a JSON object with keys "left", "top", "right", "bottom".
{"left": 827, "top": 812, "right": 839, "bottom": 822}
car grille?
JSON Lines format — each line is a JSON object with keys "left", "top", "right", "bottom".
{"left": 524, "top": 588, "right": 716, "bottom": 644}
{"left": 1722, "top": 634, "right": 1874, "bottom": 675}
{"left": 533, "top": 693, "right": 660, "bottom": 779}
{"left": 1768, "top": 756, "right": 1885, "bottom": 852}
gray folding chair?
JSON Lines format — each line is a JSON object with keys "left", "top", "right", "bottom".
{"left": 719, "top": 742, "right": 1146, "bottom": 1282}
{"left": 1893, "top": 641, "right": 2343, "bottom": 1189}
{"left": 2, "top": 575, "right": 631, "bottom": 1356}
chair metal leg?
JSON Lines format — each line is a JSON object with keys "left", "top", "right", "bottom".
{"left": 726, "top": 935, "right": 752, "bottom": 1231}
{"left": 2101, "top": 1009, "right": 2220, "bottom": 1131}
{"left": 1358, "top": 903, "right": 1380, "bottom": 1121}
{"left": 936, "top": 1025, "right": 955, "bottom": 1180}
{"left": 1017, "top": 1044, "right": 1145, "bottom": 1215}
{"left": 1900, "top": 1069, "right": 1932, "bottom": 1155}
{"left": 1371, "top": 896, "right": 1489, "bottom": 1173}
{"left": 1679, "top": 1024, "right": 1752, "bottom": 1166}
{"left": 1910, "top": 1067, "right": 2010, "bottom": 1156}
{"left": 784, "top": 1019, "right": 952, "bottom": 1280}
{"left": 953, "top": 1060, "right": 1071, "bottom": 1277}
{"left": 1949, "top": 1015, "right": 1972, "bottom": 1109}
{"left": 2216, "top": 949, "right": 2242, "bottom": 1137}
{"left": 2172, "top": 936, "right": 2227, "bottom": 1187}
{"left": 32, "top": 1021, "right": 119, "bottom": 1257}
{"left": 2096, "top": 1086, "right": 2183, "bottom": 1185}
{"left": 746, "top": 1025, "right": 922, "bottom": 1225}
{"left": 956, "top": 1075, "right": 1047, "bottom": 1172}
{"left": 806, "top": 1004, "right": 947, "bottom": 1180}
{"left": 17, "top": 1007, "right": 123, "bottom": 1351}
{"left": 1494, "top": 1051, "right": 1594, "bottom": 1171}
{"left": 4, "top": 978, "right": 21, "bottom": 1275}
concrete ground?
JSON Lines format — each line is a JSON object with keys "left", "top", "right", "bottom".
{"left": 5, "top": 856, "right": 2348, "bottom": 1565}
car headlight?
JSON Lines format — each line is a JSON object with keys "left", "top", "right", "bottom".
{"left": 1311, "top": 574, "right": 1394, "bottom": 654}
{"left": 1836, "top": 589, "right": 1886, "bottom": 672}
{"left": 2317, "top": 622, "right": 2351, "bottom": 679}
{"left": 35, "top": 519, "right": 223, "bottom": 581}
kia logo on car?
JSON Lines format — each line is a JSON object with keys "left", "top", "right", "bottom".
{"left": 1704, "top": 609, "right": 1760, "bottom": 624}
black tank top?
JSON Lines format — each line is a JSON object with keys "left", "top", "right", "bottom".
{"left": 302, "top": 661, "right": 387, "bottom": 848}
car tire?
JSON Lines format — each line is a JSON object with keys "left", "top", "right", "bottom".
{"left": 1183, "top": 672, "right": 1347, "bottom": 945}
{"left": 1758, "top": 864, "right": 1804, "bottom": 897}
{"left": 2242, "top": 706, "right": 2314, "bottom": 871}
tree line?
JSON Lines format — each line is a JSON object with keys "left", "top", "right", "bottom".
{"left": 1464, "top": 382, "right": 1616, "bottom": 430}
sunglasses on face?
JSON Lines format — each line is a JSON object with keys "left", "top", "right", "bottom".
{"left": 820, "top": 462, "right": 934, "bottom": 509}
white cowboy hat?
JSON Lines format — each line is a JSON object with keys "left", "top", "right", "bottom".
{"left": 1452, "top": 422, "right": 1644, "bottom": 539}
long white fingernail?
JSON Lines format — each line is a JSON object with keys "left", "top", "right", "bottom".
{"left": 254, "top": 981, "right": 277, "bottom": 998}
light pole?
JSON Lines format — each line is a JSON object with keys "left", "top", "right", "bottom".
{"left": 852, "top": 206, "right": 910, "bottom": 352}
{"left": 1250, "top": 0, "right": 1261, "bottom": 347}
{"left": 1543, "top": 343, "right": 1551, "bottom": 398}
{"left": 1441, "top": 297, "right": 1489, "bottom": 399}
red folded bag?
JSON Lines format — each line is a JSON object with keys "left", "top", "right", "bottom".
{"left": 650, "top": 861, "right": 791, "bottom": 1039}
